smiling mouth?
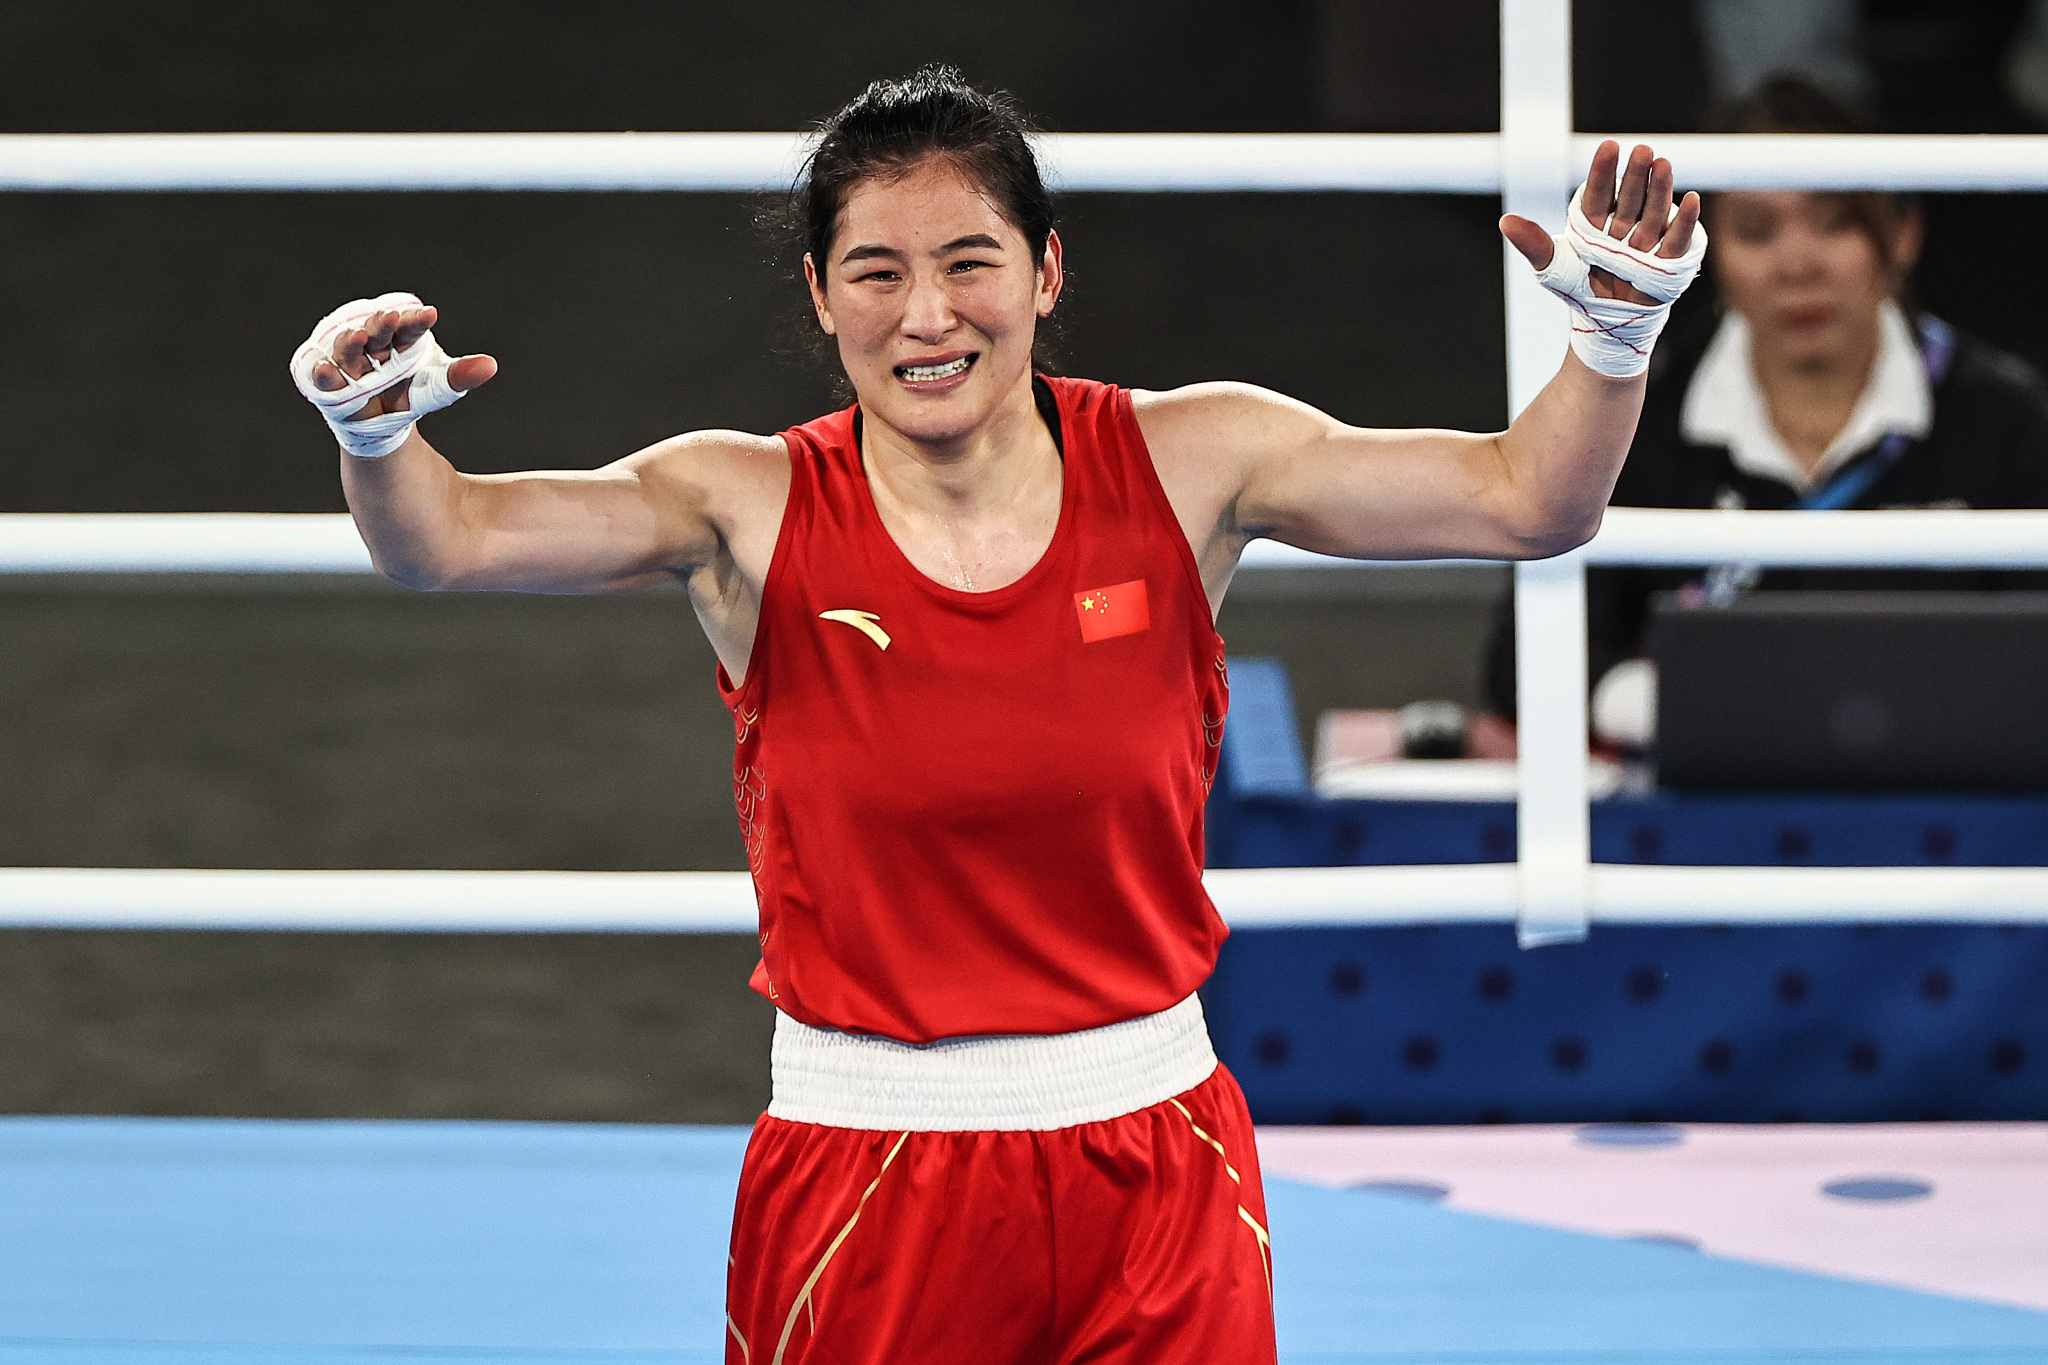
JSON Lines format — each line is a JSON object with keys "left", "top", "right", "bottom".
{"left": 894, "top": 354, "right": 976, "bottom": 383}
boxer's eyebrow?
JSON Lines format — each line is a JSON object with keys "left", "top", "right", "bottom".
{"left": 840, "top": 233, "right": 1004, "bottom": 265}
{"left": 840, "top": 244, "right": 902, "bottom": 264}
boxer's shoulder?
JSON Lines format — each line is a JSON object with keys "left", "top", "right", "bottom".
{"left": 622, "top": 428, "right": 791, "bottom": 543}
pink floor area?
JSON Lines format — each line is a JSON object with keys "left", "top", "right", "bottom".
{"left": 1255, "top": 1121, "right": 2048, "bottom": 1312}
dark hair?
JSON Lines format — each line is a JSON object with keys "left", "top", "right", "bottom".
{"left": 1708, "top": 71, "right": 1884, "bottom": 137}
{"left": 1706, "top": 73, "right": 1918, "bottom": 274}
{"left": 766, "top": 65, "right": 1062, "bottom": 379}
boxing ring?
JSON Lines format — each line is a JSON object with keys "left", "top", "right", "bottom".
{"left": 5, "top": 0, "right": 2048, "bottom": 1359}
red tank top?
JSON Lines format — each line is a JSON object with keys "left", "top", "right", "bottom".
{"left": 718, "top": 376, "right": 1229, "bottom": 1043}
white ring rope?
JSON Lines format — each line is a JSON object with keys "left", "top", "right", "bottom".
{"left": 0, "top": 514, "right": 375, "bottom": 574}
{"left": 1215, "top": 867, "right": 2048, "bottom": 928}
{"left": 4, "top": 132, "right": 2048, "bottom": 194}
{"left": 0, "top": 868, "right": 761, "bottom": 933}
{"left": 7, "top": 508, "right": 2048, "bottom": 574}
{"left": 1, "top": 866, "right": 2043, "bottom": 932}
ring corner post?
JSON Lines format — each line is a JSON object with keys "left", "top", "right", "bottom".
{"left": 1514, "top": 550, "right": 1592, "bottom": 947}
{"left": 1499, "top": 0, "right": 1574, "bottom": 419}
{"left": 1501, "top": 0, "right": 1588, "bottom": 946}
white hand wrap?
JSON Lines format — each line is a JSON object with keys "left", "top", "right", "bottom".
{"left": 1530, "top": 184, "right": 1708, "bottom": 378}
{"left": 289, "top": 292, "right": 468, "bottom": 458}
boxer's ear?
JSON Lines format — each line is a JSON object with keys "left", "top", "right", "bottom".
{"left": 1035, "top": 231, "right": 1065, "bottom": 318}
{"left": 803, "top": 254, "right": 837, "bottom": 335}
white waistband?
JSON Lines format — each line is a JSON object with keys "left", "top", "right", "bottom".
{"left": 766, "top": 994, "right": 1218, "bottom": 1132}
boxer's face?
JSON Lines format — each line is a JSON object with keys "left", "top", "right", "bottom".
{"left": 806, "top": 157, "right": 1061, "bottom": 448}
{"left": 1711, "top": 190, "right": 1917, "bottom": 368}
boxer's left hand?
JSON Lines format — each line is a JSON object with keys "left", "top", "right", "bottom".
{"left": 1499, "top": 140, "right": 1701, "bottom": 304}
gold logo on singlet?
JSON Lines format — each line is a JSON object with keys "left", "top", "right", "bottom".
{"left": 818, "top": 609, "right": 891, "bottom": 651}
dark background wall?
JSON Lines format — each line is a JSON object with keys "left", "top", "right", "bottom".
{"left": 3, "top": 0, "right": 2043, "bottom": 1123}
{"left": 0, "top": 0, "right": 1505, "bottom": 517}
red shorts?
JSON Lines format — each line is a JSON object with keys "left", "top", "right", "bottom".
{"left": 724, "top": 1064, "right": 1276, "bottom": 1365}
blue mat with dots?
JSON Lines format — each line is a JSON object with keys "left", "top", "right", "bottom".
{"left": 2, "top": 1117, "right": 2046, "bottom": 1364}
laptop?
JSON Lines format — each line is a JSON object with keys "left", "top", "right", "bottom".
{"left": 1650, "top": 591, "right": 2048, "bottom": 791}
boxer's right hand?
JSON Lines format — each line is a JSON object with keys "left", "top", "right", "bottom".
{"left": 306, "top": 302, "right": 497, "bottom": 418}
{"left": 290, "top": 292, "right": 498, "bottom": 457}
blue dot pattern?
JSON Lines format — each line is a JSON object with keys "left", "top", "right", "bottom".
{"left": 1206, "top": 923, "right": 2048, "bottom": 1124}
{"left": 1352, "top": 1179, "right": 1452, "bottom": 1202}
{"left": 1823, "top": 1176, "right": 1934, "bottom": 1201}
{"left": 1577, "top": 1123, "right": 1686, "bottom": 1148}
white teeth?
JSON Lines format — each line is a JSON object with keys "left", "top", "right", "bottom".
{"left": 899, "top": 356, "right": 971, "bottom": 382}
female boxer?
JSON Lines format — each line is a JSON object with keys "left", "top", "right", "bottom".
{"left": 291, "top": 66, "right": 1700, "bottom": 1365}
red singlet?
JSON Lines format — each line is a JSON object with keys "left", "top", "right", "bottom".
{"left": 719, "top": 375, "right": 1229, "bottom": 1042}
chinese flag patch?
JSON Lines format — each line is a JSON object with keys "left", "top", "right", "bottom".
{"left": 1074, "top": 579, "right": 1150, "bottom": 642}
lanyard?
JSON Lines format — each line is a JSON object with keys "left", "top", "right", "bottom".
{"left": 1697, "top": 313, "right": 1955, "bottom": 604}
{"left": 1792, "top": 315, "right": 1954, "bottom": 511}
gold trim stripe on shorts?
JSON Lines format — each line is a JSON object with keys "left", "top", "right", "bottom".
{"left": 1167, "top": 1096, "right": 1273, "bottom": 1300}
{"left": 728, "top": 1252, "right": 751, "bottom": 1363}
{"left": 771, "top": 1130, "right": 913, "bottom": 1365}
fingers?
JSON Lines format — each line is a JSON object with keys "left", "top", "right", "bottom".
{"left": 390, "top": 304, "right": 437, "bottom": 354}
{"left": 1579, "top": 140, "right": 1621, "bottom": 226}
{"left": 447, "top": 354, "right": 499, "bottom": 393}
{"left": 1657, "top": 190, "right": 1702, "bottom": 259}
{"left": 1629, "top": 158, "right": 1675, "bottom": 251}
{"left": 1591, "top": 144, "right": 1690, "bottom": 256}
{"left": 1608, "top": 144, "right": 1654, "bottom": 240}
{"left": 1499, "top": 213, "right": 1555, "bottom": 271}
{"left": 330, "top": 313, "right": 393, "bottom": 381}
{"left": 334, "top": 324, "right": 371, "bottom": 381}
{"left": 327, "top": 304, "right": 438, "bottom": 380}
{"left": 361, "top": 308, "right": 400, "bottom": 362}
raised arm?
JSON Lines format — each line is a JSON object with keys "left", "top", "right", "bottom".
{"left": 1140, "top": 143, "right": 1703, "bottom": 581}
{"left": 295, "top": 300, "right": 786, "bottom": 596}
